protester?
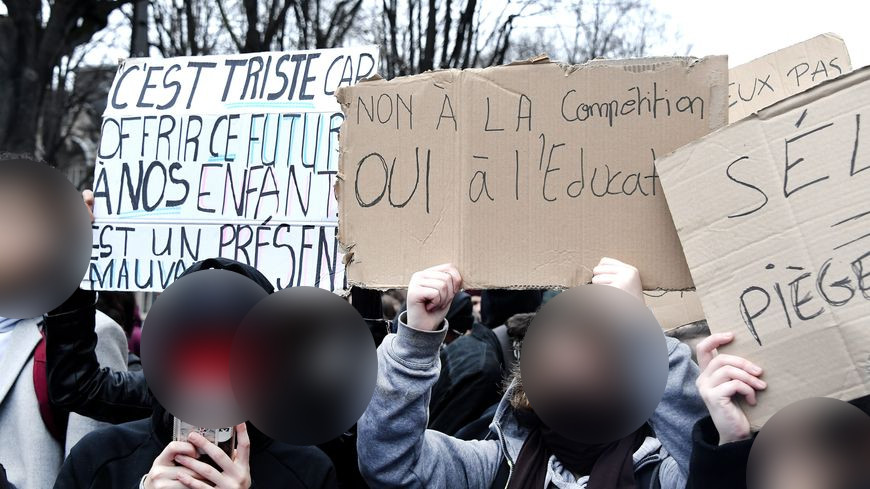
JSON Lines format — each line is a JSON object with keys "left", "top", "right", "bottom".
{"left": 54, "top": 402, "right": 337, "bottom": 489}
{"left": 0, "top": 154, "right": 129, "bottom": 489}
{"left": 0, "top": 306, "right": 127, "bottom": 489}
{"left": 47, "top": 257, "right": 382, "bottom": 488}
{"left": 52, "top": 258, "right": 338, "bottom": 489}
{"left": 448, "top": 312, "right": 539, "bottom": 441}
{"left": 357, "top": 258, "right": 708, "bottom": 489}
{"left": 687, "top": 333, "right": 870, "bottom": 489}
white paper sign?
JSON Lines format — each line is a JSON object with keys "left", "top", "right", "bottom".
{"left": 84, "top": 46, "right": 379, "bottom": 292}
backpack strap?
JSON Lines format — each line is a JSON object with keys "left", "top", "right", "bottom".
{"left": 33, "top": 325, "right": 69, "bottom": 442}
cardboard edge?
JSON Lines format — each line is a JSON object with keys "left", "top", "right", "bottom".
{"left": 753, "top": 63, "right": 870, "bottom": 119}
{"left": 658, "top": 65, "right": 870, "bottom": 163}
{"left": 732, "top": 32, "right": 847, "bottom": 71}
{"left": 344, "top": 54, "right": 717, "bottom": 88}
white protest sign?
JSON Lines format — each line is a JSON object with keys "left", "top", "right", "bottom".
{"left": 84, "top": 47, "right": 379, "bottom": 292}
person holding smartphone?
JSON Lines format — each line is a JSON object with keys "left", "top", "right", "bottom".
{"left": 51, "top": 258, "right": 337, "bottom": 489}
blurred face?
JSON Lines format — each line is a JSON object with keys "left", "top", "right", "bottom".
{"left": 761, "top": 428, "right": 866, "bottom": 489}
{"left": 0, "top": 181, "right": 59, "bottom": 294}
{"left": 526, "top": 320, "right": 619, "bottom": 406}
{"left": 519, "top": 285, "right": 669, "bottom": 444}
{"left": 749, "top": 398, "right": 870, "bottom": 489}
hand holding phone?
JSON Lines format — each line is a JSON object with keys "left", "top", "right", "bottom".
{"left": 142, "top": 441, "right": 202, "bottom": 489}
{"left": 172, "top": 421, "right": 252, "bottom": 489}
{"left": 173, "top": 418, "right": 236, "bottom": 469}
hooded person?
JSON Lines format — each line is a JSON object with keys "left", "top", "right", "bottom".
{"left": 51, "top": 258, "right": 337, "bottom": 489}
{"left": 357, "top": 259, "right": 708, "bottom": 489}
{"left": 46, "top": 263, "right": 387, "bottom": 427}
{"left": 44, "top": 258, "right": 273, "bottom": 424}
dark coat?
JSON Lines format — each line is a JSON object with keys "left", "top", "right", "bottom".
{"left": 53, "top": 404, "right": 337, "bottom": 489}
{"left": 685, "top": 416, "right": 754, "bottom": 489}
{"left": 428, "top": 322, "right": 506, "bottom": 435}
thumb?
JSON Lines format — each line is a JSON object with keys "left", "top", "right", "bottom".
{"left": 82, "top": 190, "right": 95, "bottom": 223}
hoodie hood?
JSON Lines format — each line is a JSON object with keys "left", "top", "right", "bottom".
{"left": 180, "top": 258, "right": 275, "bottom": 294}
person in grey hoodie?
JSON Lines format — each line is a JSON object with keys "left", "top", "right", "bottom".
{"left": 357, "top": 259, "right": 708, "bottom": 489}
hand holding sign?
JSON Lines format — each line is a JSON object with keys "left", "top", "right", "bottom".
{"left": 695, "top": 333, "right": 767, "bottom": 444}
{"left": 82, "top": 190, "right": 95, "bottom": 224}
{"left": 592, "top": 257, "right": 644, "bottom": 303}
{"left": 406, "top": 264, "right": 463, "bottom": 332}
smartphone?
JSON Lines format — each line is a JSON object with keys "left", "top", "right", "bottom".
{"left": 172, "top": 417, "right": 236, "bottom": 469}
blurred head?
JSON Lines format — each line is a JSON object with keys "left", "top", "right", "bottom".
{"left": 0, "top": 153, "right": 92, "bottom": 318}
{"left": 748, "top": 397, "right": 870, "bottom": 489}
{"left": 512, "top": 285, "right": 668, "bottom": 444}
{"left": 141, "top": 258, "right": 274, "bottom": 428}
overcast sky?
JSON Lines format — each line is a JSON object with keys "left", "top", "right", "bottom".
{"left": 3, "top": 1, "right": 866, "bottom": 69}
{"left": 653, "top": 0, "right": 869, "bottom": 67}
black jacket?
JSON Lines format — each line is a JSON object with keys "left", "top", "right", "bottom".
{"left": 53, "top": 404, "right": 337, "bottom": 489}
{"left": 428, "top": 322, "right": 506, "bottom": 435}
{"left": 685, "top": 416, "right": 753, "bottom": 489}
{"left": 45, "top": 286, "right": 154, "bottom": 423}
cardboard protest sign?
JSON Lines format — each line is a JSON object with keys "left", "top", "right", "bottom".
{"left": 649, "top": 35, "right": 852, "bottom": 332}
{"left": 84, "top": 46, "right": 379, "bottom": 292}
{"left": 645, "top": 291, "right": 705, "bottom": 331}
{"left": 729, "top": 33, "right": 851, "bottom": 121}
{"left": 337, "top": 56, "right": 728, "bottom": 289}
{"left": 657, "top": 67, "right": 870, "bottom": 427}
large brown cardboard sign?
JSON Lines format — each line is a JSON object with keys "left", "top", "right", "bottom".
{"left": 650, "top": 35, "right": 853, "bottom": 332}
{"left": 729, "top": 33, "right": 851, "bottom": 121}
{"left": 337, "top": 57, "right": 727, "bottom": 289}
{"left": 657, "top": 67, "right": 870, "bottom": 427}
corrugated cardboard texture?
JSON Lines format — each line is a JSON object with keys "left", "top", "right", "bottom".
{"left": 645, "top": 291, "right": 705, "bottom": 331}
{"left": 729, "top": 33, "right": 851, "bottom": 121}
{"left": 337, "top": 56, "right": 728, "bottom": 289}
{"left": 657, "top": 66, "right": 870, "bottom": 428}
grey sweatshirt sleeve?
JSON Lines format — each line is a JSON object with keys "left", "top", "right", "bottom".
{"left": 357, "top": 312, "right": 502, "bottom": 489}
{"left": 650, "top": 337, "right": 707, "bottom": 481}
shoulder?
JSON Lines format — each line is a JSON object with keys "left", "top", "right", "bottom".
{"left": 65, "top": 419, "right": 154, "bottom": 472}
{"left": 94, "top": 310, "right": 125, "bottom": 339}
{"left": 93, "top": 310, "right": 128, "bottom": 362}
{"left": 665, "top": 336, "right": 694, "bottom": 362}
{"left": 259, "top": 443, "right": 336, "bottom": 487}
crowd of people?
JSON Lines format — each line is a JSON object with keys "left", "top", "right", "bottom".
{"left": 0, "top": 152, "right": 868, "bottom": 489}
